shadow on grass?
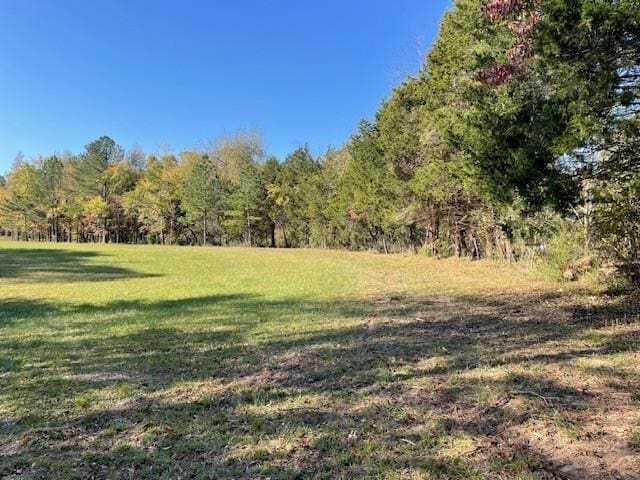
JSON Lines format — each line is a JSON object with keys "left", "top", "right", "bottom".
{"left": 1, "top": 291, "right": 639, "bottom": 478}
{"left": 0, "top": 248, "right": 160, "bottom": 283}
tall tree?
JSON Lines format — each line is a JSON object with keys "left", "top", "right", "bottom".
{"left": 226, "top": 163, "right": 266, "bottom": 246}
{"left": 181, "top": 155, "right": 227, "bottom": 246}
{"left": 262, "top": 156, "right": 281, "bottom": 247}
{"left": 74, "top": 136, "right": 125, "bottom": 241}
{"left": 268, "top": 146, "right": 320, "bottom": 247}
{"left": 76, "top": 136, "right": 124, "bottom": 199}
{"left": 35, "top": 155, "right": 65, "bottom": 241}
{"left": 337, "top": 121, "right": 402, "bottom": 252}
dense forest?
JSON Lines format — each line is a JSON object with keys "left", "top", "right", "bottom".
{"left": 1, "top": 0, "right": 638, "bottom": 281}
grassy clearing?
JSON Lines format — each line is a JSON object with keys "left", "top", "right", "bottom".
{"left": 0, "top": 239, "right": 639, "bottom": 479}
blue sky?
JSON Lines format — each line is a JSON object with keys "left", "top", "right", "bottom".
{"left": 0, "top": 0, "right": 451, "bottom": 173}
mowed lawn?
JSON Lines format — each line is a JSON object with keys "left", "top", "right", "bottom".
{"left": 1, "top": 240, "right": 639, "bottom": 479}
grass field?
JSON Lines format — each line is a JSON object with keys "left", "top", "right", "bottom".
{"left": 1, "top": 239, "right": 639, "bottom": 479}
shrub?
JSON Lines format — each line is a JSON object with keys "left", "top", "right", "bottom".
{"left": 592, "top": 175, "right": 640, "bottom": 285}
{"left": 543, "top": 227, "right": 589, "bottom": 281}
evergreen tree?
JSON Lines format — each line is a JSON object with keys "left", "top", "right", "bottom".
{"left": 181, "top": 155, "right": 227, "bottom": 246}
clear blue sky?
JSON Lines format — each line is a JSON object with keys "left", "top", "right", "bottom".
{"left": 0, "top": 0, "right": 451, "bottom": 173}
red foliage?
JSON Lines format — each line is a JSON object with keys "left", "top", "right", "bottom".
{"left": 480, "top": 0, "right": 539, "bottom": 22}
{"left": 475, "top": 63, "right": 523, "bottom": 86}
{"left": 477, "top": 2, "right": 541, "bottom": 85}
{"left": 348, "top": 205, "right": 359, "bottom": 222}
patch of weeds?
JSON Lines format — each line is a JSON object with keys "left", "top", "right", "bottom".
{"left": 190, "top": 395, "right": 224, "bottom": 410}
{"left": 475, "top": 384, "right": 501, "bottom": 405}
{"left": 236, "top": 386, "right": 289, "bottom": 405}
{"left": 604, "top": 335, "right": 639, "bottom": 353}
{"left": 580, "top": 330, "right": 609, "bottom": 345}
{"left": 252, "top": 448, "right": 270, "bottom": 461}
{"left": 338, "top": 450, "right": 356, "bottom": 466}
{"left": 267, "top": 466, "right": 303, "bottom": 480}
{"left": 417, "top": 418, "right": 458, "bottom": 451}
{"left": 416, "top": 456, "right": 481, "bottom": 479}
{"left": 312, "top": 432, "right": 343, "bottom": 452}
{"left": 81, "top": 411, "right": 122, "bottom": 431}
{"left": 73, "top": 393, "right": 93, "bottom": 409}
{"left": 249, "top": 417, "right": 266, "bottom": 434}
{"left": 173, "top": 438, "right": 218, "bottom": 456}
{"left": 506, "top": 371, "right": 528, "bottom": 385}
{"left": 558, "top": 417, "right": 583, "bottom": 440}
{"left": 490, "top": 449, "right": 548, "bottom": 478}
{"left": 377, "top": 367, "right": 394, "bottom": 384}
{"left": 0, "top": 455, "right": 32, "bottom": 478}
{"left": 387, "top": 404, "right": 412, "bottom": 424}
{"left": 95, "top": 417, "right": 129, "bottom": 439}
{"left": 114, "top": 382, "right": 136, "bottom": 398}
{"left": 307, "top": 370, "right": 331, "bottom": 382}
{"left": 140, "top": 426, "right": 167, "bottom": 447}
{"left": 629, "top": 430, "right": 640, "bottom": 450}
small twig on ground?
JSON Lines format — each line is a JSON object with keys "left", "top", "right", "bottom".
{"left": 451, "top": 444, "right": 485, "bottom": 459}
{"left": 509, "top": 390, "right": 557, "bottom": 407}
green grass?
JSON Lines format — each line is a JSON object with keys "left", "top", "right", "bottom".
{"left": 1, "top": 239, "right": 639, "bottom": 479}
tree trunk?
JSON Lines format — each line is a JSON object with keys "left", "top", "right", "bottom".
{"left": 203, "top": 211, "right": 207, "bottom": 246}
{"left": 471, "top": 233, "right": 480, "bottom": 260}
{"left": 409, "top": 223, "right": 418, "bottom": 253}
{"left": 160, "top": 214, "right": 165, "bottom": 245}
{"left": 270, "top": 222, "right": 276, "bottom": 248}
{"left": 247, "top": 212, "right": 252, "bottom": 247}
{"left": 169, "top": 205, "right": 174, "bottom": 246}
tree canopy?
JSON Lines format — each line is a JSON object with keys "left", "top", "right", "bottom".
{"left": 1, "top": 0, "right": 637, "bottom": 280}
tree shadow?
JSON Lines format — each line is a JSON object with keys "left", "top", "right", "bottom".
{"left": 1, "top": 290, "right": 639, "bottom": 478}
{"left": 0, "top": 248, "right": 160, "bottom": 283}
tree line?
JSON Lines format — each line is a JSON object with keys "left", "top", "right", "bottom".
{"left": 1, "top": 0, "right": 638, "bottom": 281}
